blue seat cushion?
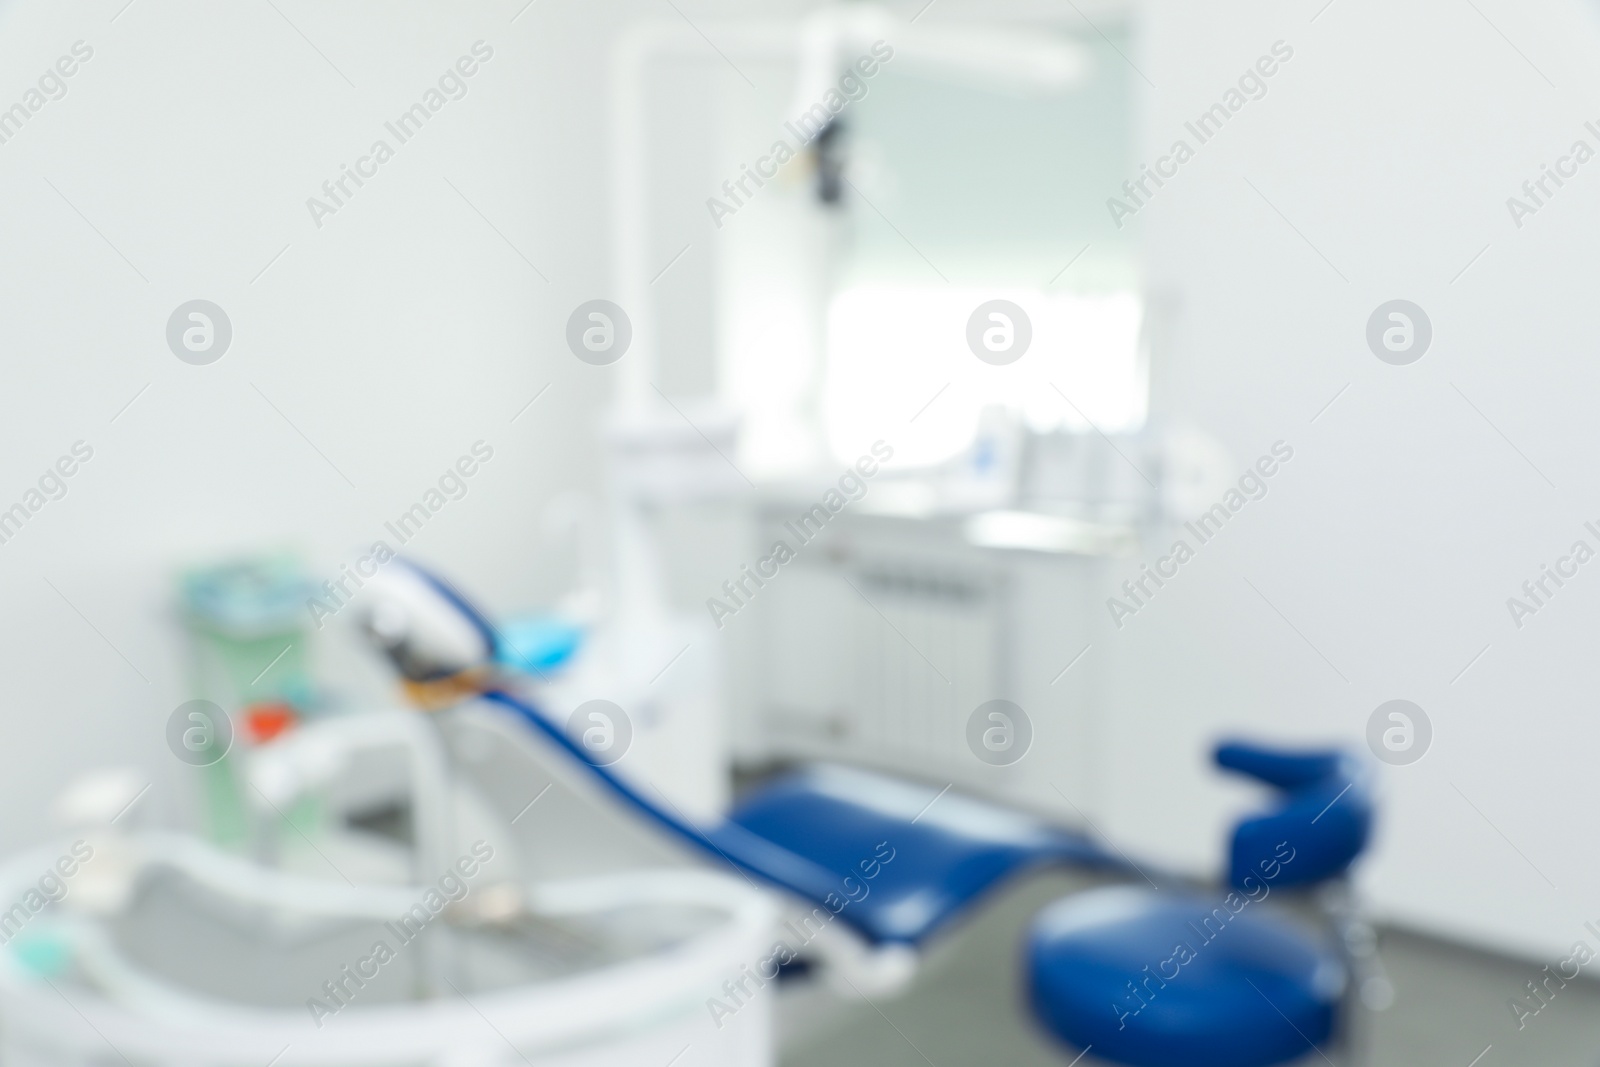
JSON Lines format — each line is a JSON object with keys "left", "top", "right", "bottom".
{"left": 1028, "top": 887, "right": 1344, "bottom": 1067}
{"left": 729, "top": 764, "right": 1116, "bottom": 945}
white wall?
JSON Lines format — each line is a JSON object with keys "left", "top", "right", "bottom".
{"left": 1098, "top": 0, "right": 1600, "bottom": 962}
{"left": 0, "top": 0, "right": 768, "bottom": 844}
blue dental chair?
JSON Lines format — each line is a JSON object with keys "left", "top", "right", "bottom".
{"left": 482, "top": 688, "right": 1129, "bottom": 946}
{"left": 365, "top": 560, "right": 1382, "bottom": 1064}
{"left": 368, "top": 559, "right": 1132, "bottom": 949}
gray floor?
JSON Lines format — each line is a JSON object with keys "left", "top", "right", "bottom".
{"left": 779, "top": 870, "right": 1600, "bottom": 1067}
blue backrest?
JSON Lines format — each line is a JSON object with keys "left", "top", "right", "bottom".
{"left": 1214, "top": 740, "right": 1374, "bottom": 891}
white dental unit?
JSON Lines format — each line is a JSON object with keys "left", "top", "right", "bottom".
{"left": 0, "top": 688, "right": 774, "bottom": 1067}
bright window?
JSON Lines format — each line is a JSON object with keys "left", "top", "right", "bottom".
{"left": 824, "top": 284, "right": 1144, "bottom": 467}
{"left": 820, "top": 22, "right": 1143, "bottom": 467}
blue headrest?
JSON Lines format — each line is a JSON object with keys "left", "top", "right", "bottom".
{"left": 1214, "top": 740, "right": 1374, "bottom": 892}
